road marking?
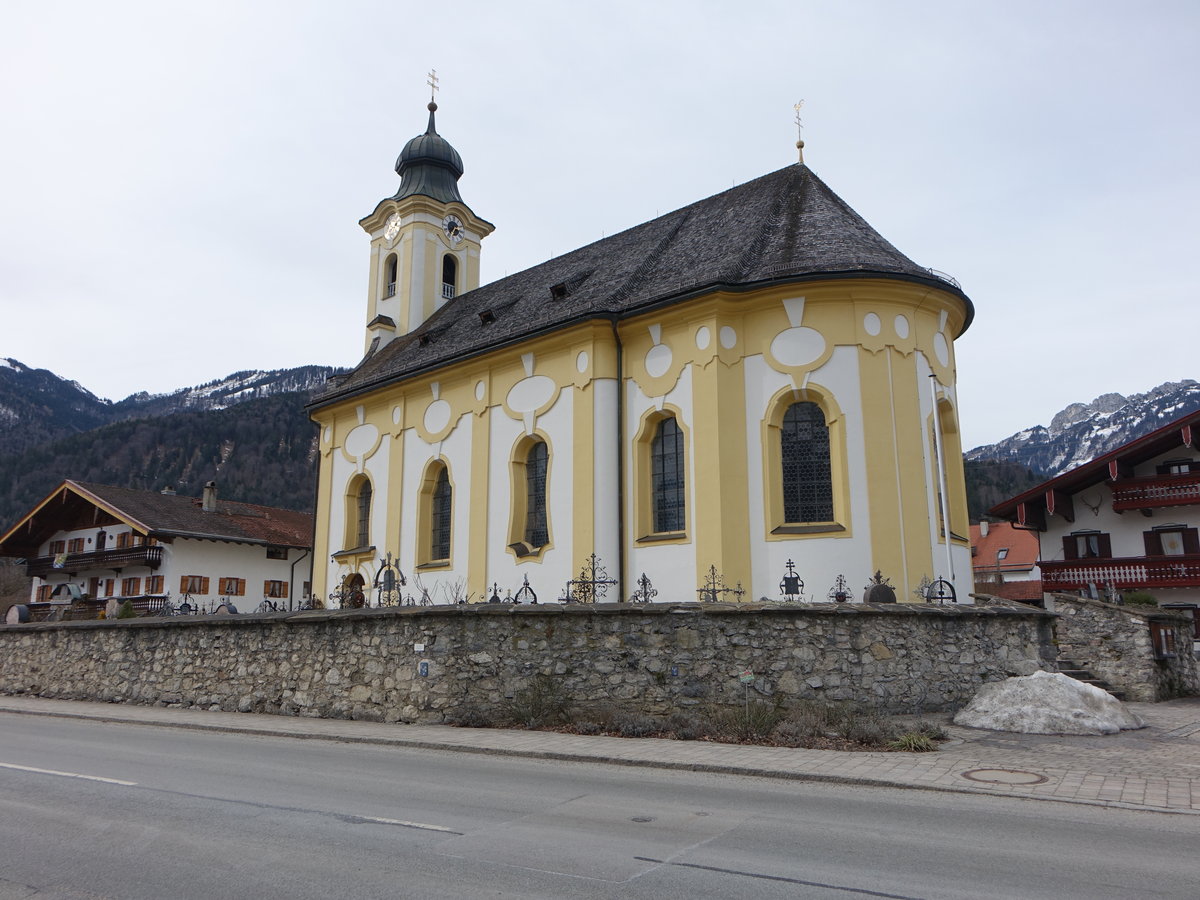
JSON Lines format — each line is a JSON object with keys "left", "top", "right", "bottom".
{"left": 354, "top": 814, "right": 459, "bottom": 833}
{"left": 0, "top": 762, "right": 137, "bottom": 786}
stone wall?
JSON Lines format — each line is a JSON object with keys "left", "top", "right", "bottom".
{"left": 0, "top": 602, "right": 1057, "bottom": 722}
{"left": 1046, "top": 593, "right": 1199, "bottom": 702}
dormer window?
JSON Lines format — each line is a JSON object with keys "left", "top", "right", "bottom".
{"left": 442, "top": 254, "right": 457, "bottom": 300}
{"left": 385, "top": 254, "right": 398, "bottom": 298}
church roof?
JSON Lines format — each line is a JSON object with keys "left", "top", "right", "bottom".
{"left": 317, "top": 163, "right": 973, "bottom": 407}
{"left": 392, "top": 102, "right": 465, "bottom": 205}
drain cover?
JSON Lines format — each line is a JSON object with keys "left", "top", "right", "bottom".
{"left": 961, "top": 768, "right": 1048, "bottom": 785}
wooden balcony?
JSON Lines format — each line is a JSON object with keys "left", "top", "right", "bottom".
{"left": 25, "top": 545, "right": 163, "bottom": 578}
{"left": 1111, "top": 473, "right": 1200, "bottom": 511}
{"left": 1040, "top": 554, "right": 1200, "bottom": 591}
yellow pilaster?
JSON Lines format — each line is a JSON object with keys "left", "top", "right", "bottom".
{"left": 467, "top": 405, "right": 491, "bottom": 601}
{"left": 690, "top": 358, "right": 751, "bottom": 596}
{"left": 573, "top": 382, "right": 595, "bottom": 560}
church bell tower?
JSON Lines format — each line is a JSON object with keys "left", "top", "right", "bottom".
{"left": 358, "top": 80, "right": 494, "bottom": 354}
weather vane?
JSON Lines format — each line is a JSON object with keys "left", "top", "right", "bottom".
{"left": 427, "top": 69, "right": 440, "bottom": 103}
{"left": 793, "top": 100, "right": 805, "bottom": 163}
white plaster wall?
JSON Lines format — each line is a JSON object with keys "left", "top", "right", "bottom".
{"left": 592, "top": 378, "right": 620, "bottom": 578}
{"left": 743, "top": 348, "right": 872, "bottom": 602}
{"left": 324, "top": 430, "right": 392, "bottom": 598}
{"left": 484, "top": 388, "right": 575, "bottom": 602}
{"left": 399, "top": 412, "right": 474, "bottom": 604}
{"left": 625, "top": 365, "right": 696, "bottom": 603}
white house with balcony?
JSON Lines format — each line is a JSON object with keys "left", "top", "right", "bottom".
{"left": 0, "top": 480, "right": 313, "bottom": 620}
{"left": 990, "top": 409, "right": 1200, "bottom": 652}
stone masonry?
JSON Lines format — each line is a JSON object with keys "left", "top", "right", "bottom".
{"left": 1046, "top": 593, "right": 1199, "bottom": 702}
{"left": 0, "top": 602, "right": 1057, "bottom": 723}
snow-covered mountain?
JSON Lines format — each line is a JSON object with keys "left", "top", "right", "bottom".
{"left": 0, "top": 359, "right": 342, "bottom": 458}
{"left": 967, "top": 380, "right": 1200, "bottom": 476}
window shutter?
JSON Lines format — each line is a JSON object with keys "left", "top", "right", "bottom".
{"left": 1097, "top": 533, "right": 1112, "bottom": 558}
{"left": 1144, "top": 531, "right": 1164, "bottom": 556}
{"left": 200, "top": 577, "right": 210, "bottom": 594}
{"left": 180, "top": 575, "right": 189, "bottom": 593}
{"left": 264, "top": 580, "right": 271, "bottom": 597}
{"left": 1062, "top": 536, "right": 1078, "bottom": 560}
{"left": 1184, "top": 529, "right": 1200, "bottom": 555}
{"left": 280, "top": 583, "right": 288, "bottom": 599}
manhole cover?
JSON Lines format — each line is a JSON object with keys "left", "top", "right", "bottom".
{"left": 961, "top": 768, "right": 1048, "bottom": 785}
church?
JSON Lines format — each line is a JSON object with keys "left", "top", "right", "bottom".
{"left": 307, "top": 97, "right": 974, "bottom": 607}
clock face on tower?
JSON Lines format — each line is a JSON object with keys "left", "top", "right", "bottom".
{"left": 383, "top": 213, "right": 402, "bottom": 242}
{"left": 442, "top": 214, "right": 464, "bottom": 245}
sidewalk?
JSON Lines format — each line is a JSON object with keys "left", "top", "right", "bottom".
{"left": 1, "top": 694, "right": 1197, "bottom": 814}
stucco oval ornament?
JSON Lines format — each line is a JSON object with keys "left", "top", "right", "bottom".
{"left": 719, "top": 326, "right": 738, "bottom": 349}
{"left": 322, "top": 426, "right": 332, "bottom": 444}
{"left": 893, "top": 315, "right": 910, "bottom": 339}
{"left": 391, "top": 405, "right": 403, "bottom": 426}
{"left": 474, "top": 380, "right": 486, "bottom": 401}
{"left": 644, "top": 343, "right": 672, "bottom": 378}
{"left": 695, "top": 325, "right": 711, "bottom": 350}
{"left": 934, "top": 332, "right": 950, "bottom": 367}
{"left": 423, "top": 399, "right": 452, "bottom": 434}
{"left": 863, "top": 312, "right": 881, "bottom": 336}
{"left": 576, "top": 350, "right": 589, "bottom": 374}
{"left": 770, "top": 326, "right": 826, "bottom": 368}
{"left": 344, "top": 423, "right": 379, "bottom": 458}
{"left": 507, "top": 375, "right": 556, "bottom": 413}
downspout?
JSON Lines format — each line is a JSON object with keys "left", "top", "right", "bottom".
{"left": 290, "top": 547, "right": 311, "bottom": 611}
{"left": 610, "top": 317, "right": 626, "bottom": 602}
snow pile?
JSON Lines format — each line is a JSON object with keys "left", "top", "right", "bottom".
{"left": 953, "top": 671, "right": 1145, "bottom": 735}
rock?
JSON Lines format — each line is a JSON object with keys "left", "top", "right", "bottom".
{"left": 954, "top": 671, "right": 1144, "bottom": 735}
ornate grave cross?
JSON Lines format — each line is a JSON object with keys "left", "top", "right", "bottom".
{"left": 779, "top": 559, "right": 804, "bottom": 602}
{"left": 562, "top": 553, "right": 617, "bottom": 603}
{"left": 629, "top": 572, "right": 658, "bottom": 604}
{"left": 514, "top": 574, "right": 538, "bottom": 604}
{"left": 374, "top": 552, "right": 406, "bottom": 607}
{"left": 697, "top": 565, "right": 745, "bottom": 603}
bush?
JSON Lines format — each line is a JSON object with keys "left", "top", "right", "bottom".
{"left": 447, "top": 704, "right": 496, "bottom": 728}
{"left": 710, "top": 700, "right": 786, "bottom": 742}
{"left": 913, "top": 720, "right": 948, "bottom": 741}
{"left": 616, "top": 714, "right": 666, "bottom": 738}
{"left": 1122, "top": 590, "right": 1158, "bottom": 607}
{"left": 503, "top": 675, "right": 571, "bottom": 728}
{"left": 115, "top": 600, "right": 136, "bottom": 619}
{"left": 889, "top": 732, "right": 938, "bottom": 752}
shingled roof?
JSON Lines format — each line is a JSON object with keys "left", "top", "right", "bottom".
{"left": 0, "top": 480, "right": 313, "bottom": 556}
{"left": 313, "top": 163, "right": 973, "bottom": 408}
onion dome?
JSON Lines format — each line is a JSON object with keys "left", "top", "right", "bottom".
{"left": 393, "top": 102, "right": 465, "bottom": 204}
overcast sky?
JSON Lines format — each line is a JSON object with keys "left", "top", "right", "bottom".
{"left": 2, "top": 0, "right": 1196, "bottom": 450}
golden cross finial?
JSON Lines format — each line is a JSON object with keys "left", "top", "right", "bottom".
{"left": 793, "top": 100, "right": 806, "bottom": 163}
{"left": 427, "top": 69, "right": 440, "bottom": 103}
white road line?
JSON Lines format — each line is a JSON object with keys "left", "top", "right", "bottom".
{"left": 0, "top": 762, "right": 137, "bottom": 786}
{"left": 357, "top": 814, "right": 457, "bottom": 833}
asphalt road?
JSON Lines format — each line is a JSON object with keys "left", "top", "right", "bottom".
{"left": 0, "top": 714, "right": 1196, "bottom": 899}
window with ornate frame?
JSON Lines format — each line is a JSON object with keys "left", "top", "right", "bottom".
{"left": 343, "top": 475, "right": 373, "bottom": 552}
{"left": 762, "top": 386, "right": 848, "bottom": 537}
{"left": 418, "top": 460, "right": 453, "bottom": 566}
{"left": 634, "top": 408, "right": 689, "bottom": 543}
{"left": 508, "top": 435, "right": 552, "bottom": 558}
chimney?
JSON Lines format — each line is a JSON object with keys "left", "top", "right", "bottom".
{"left": 202, "top": 481, "right": 217, "bottom": 512}
{"left": 979, "top": 520, "right": 989, "bottom": 538}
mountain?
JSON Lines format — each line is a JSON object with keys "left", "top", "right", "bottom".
{"left": 966, "top": 380, "right": 1200, "bottom": 478}
{"left": 0, "top": 361, "right": 344, "bottom": 532}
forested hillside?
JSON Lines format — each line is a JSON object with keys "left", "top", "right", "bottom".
{"left": 0, "top": 393, "right": 319, "bottom": 531}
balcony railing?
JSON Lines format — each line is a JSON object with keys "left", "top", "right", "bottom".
{"left": 385, "top": 281, "right": 396, "bottom": 298}
{"left": 1111, "top": 473, "right": 1200, "bottom": 510}
{"left": 441, "top": 283, "right": 455, "bottom": 300}
{"left": 25, "top": 545, "right": 164, "bottom": 578}
{"left": 1040, "top": 553, "right": 1200, "bottom": 590}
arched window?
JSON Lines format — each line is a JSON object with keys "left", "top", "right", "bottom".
{"left": 430, "top": 465, "right": 452, "bottom": 561}
{"left": 354, "top": 478, "right": 372, "bottom": 548}
{"left": 651, "top": 416, "right": 685, "bottom": 533}
{"left": 780, "top": 402, "right": 833, "bottom": 523}
{"left": 441, "top": 255, "right": 457, "bottom": 299}
{"left": 384, "top": 254, "right": 398, "bottom": 298}
{"left": 524, "top": 440, "right": 549, "bottom": 547}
